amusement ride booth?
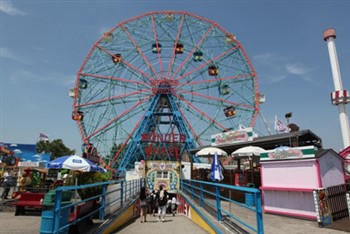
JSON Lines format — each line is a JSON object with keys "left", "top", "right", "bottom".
{"left": 259, "top": 145, "right": 346, "bottom": 220}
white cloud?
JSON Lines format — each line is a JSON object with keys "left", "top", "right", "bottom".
{"left": 285, "top": 63, "right": 313, "bottom": 81}
{"left": 253, "top": 53, "right": 274, "bottom": 61}
{"left": 0, "top": 0, "right": 26, "bottom": 16}
{"left": 253, "top": 53, "right": 313, "bottom": 83}
{"left": 286, "top": 63, "right": 311, "bottom": 76}
{"left": 64, "top": 75, "right": 77, "bottom": 86}
{"left": 253, "top": 53, "right": 288, "bottom": 83}
{"left": 0, "top": 47, "right": 17, "bottom": 60}
{"left": 8, "top": 69, "right": 75, "bottom": 87}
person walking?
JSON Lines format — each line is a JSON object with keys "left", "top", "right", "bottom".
{"left": 139, "top": 187, "right": 148, "bottom": 223}
{"left": 147, "top": 190, "right": 157, "bottom": 216}
{"left": 156, "top": 185, "right": 168, "bottom": 222}
{"left": 171, "top": 196, "right": 177, "bottom": 216}
{"left": 1, "top": 169, "right": 11, "bottom": 199}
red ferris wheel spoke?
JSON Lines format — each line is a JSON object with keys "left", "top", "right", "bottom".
{"left": 84, "top": 94, "right": 154, "bottom": 141}
{"left": 108, "top": 112, "right": 146, "bottom": 167}
{"left": 175, "top": 45, "right": 239, "bottom": 82}
{"left": 169, "top": 24, "right": 215, "bottom": 81}
{"left": 176, "top": 88, "right": 255, "bottom": 110}
{"left": 80, "top": 73, "right": 149, "bottom": 87}
{"left": 178, "top": 96, "right": 227, "bottom": 131}
{"left": 151, "top": 14, "right": 165, "bottom": 80}
{"left": 95, "top": 45, "right": 156, "bottom": 83}
{"left": 180, "top": 73, "right": 254, "bottom": 87}
{"left": 76, "top": 88, "right": 152, "bottom": 108}
{"left": 166, "top": 14, "right": 185, "bottom": 80}
{"left": 121, "top": 25, "right": 161, "bottom": 80}
{"left": 177, "top": 107, "right": 204, "bottom": 146}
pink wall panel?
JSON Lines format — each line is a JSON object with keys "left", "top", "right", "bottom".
{"left": 263, "top": 190, "right": 316, "bottom": 218}
{"left": 261, "top": 160, "right": 319, "bottom": 188}
{"left": 318, "top": 154, "right": 345, "bottom": 187}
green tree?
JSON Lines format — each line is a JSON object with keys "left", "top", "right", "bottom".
{"left": 36, "top": 139, "right": 75, "bottom": 160}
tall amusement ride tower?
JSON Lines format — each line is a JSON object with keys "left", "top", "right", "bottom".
{"left": 323, "top": 28, "right": 350, "bottom": 149}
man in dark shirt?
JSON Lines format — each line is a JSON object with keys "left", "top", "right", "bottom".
{"left": 156, "top": 185, "right": 168, "bottom": 222}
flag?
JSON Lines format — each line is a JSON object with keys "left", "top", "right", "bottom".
{"left": 39, "top": 132, "right": 49, "bottom": 142}
{"left": 274, "top": 115, "right": 290, "bottom": 133}
{"left": 238, "top": 124, "right": 247, "bottom": 130}
{"left": 210, "top": 152, "right": 224, "bottom": 182}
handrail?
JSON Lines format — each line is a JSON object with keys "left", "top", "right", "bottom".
{"left": 181, "top": 179, "right": 264, "bottom": 234}
{"left": 45, "top": 178, "right": 263, "bottom": 233}
{"left": 49, "top": 178, "right": 142, "bottom": 234}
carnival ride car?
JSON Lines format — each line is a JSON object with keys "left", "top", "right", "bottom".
{"left": 0, "top": 145, "right": 19, "bottom": 167}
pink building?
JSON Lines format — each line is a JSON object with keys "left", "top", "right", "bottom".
{"left": 339, "top": 146, "right": 350, "bottom": 182}
{"left": 260, "top": 146, "right": 345, "bottom": 219}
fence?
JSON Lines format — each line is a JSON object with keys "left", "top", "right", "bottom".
{"left": 181, "top": 179, "right": 264, "bottom": 234}
{"left": 314, "top": 182, "right": 350, "bottom": 227}
{"left": 43, "top": 178, "right": 142, "bottom": 234}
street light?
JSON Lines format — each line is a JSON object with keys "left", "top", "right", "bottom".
{"left": 285, "top": 112, "right": 292, "bottom": 124}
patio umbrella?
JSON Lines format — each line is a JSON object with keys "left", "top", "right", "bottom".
{"left": 231, "top": 146, "right": 265, "bottom": 157}
{"left": 196, "top": 147, "right": 228, "bottom": 157}
{"left": 210, "top": 152, "right": 224, "bottom": 182}
{"left": 232, "top": 146, "right": 265, "bottom": 186}
{"left": 47, "top": 155, "right": 105, "bottom": 172}
{"left": 46, "top": 155, "right": 105, "bottom": 218}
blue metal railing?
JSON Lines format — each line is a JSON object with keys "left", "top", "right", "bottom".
{"left": 45, "top": 178, "right": 263, "bottom": 233}
{"left": 45, "top": 179, "right": 142, "bottom": 234}
{"left": 181, "top": 179, "right": 264, "bottom": 234}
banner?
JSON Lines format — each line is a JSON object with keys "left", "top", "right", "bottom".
{"left": 274, "top": 115, "right": 290, "bottom": 133}
{"left": 211, "top": 127, "right": 253, "bottom": 146}
{"left": 39, "top": 132, "right": 49, "bottom": 142}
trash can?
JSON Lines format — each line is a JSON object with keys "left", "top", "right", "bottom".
{"left": 43, "top": 190, "right": 72, "bottom": 203}
{"left": 245, "top": 193, "right": 256, "bottom": 207}
{"left": 40, "top": 191, "right": 72, "bottom": 234}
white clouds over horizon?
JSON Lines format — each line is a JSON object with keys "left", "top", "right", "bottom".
{"left": 285, "top": 63, "right": 313, "bottom": 81}
{"left": 0, "top": 47, "right": 18, "bottom": 60}
{"left": 0, "top": 0, "right": 26, "bottom": 16}
{"left": 8, "top": 69, "right": 75, "bottom": 87}
{"left": 253, "top": 53, "right": 313, "bottom": 83}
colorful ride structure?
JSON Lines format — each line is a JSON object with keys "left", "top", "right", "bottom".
{"left": 0, "top": 144, "right": 18, "bottom": 167}
{"left": 70, "top": 11, "right": 259, "bottom": 174}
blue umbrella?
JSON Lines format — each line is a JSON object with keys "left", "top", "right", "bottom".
{"left": 47, "top": 155, "right": 105, "bottom": 172}
{"left": 210, "top": 152, "right": 224, "bottom": 182}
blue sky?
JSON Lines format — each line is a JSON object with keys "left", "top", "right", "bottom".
{"left": 1, "top": 0, "right": 350, "bottom": 154}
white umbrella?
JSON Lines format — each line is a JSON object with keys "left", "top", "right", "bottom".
{"left": 47, "top": 155, "right": 105, "bottom": 219}
{"left": 196, "top": 147, "right": 228, "bottom": 157}
{"left": 232, "top": 146, "right": 265, "bottom": 186}
{"left": 232, "top": 146, "right": 265, "bottom": 157}
{"left": 47, "top": 155, "right": 105, "bottom": 172}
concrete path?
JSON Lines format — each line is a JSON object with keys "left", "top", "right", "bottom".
{"left": 0, "top": 200, "right": 349, "bottom": 234}
{"left": 114, "top": 214, "right": 208, "bottom": 234}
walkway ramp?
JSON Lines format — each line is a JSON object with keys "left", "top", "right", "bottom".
{"left": 113, "top": 214, "right": 208, "bottom": 234}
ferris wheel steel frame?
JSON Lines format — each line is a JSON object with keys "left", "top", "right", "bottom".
{"left": 72, "top": 11, "right": 260, "bottom": 173}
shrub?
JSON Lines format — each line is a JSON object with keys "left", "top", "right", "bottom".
{"left": 76, "top": 171, "right": 111, "bottom": 200}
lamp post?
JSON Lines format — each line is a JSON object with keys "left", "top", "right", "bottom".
{"left": 285, "top": 112, "right": 293, "bottom": 147}
{"left": 285, "top": 112, "right": 292, "bottom": 125}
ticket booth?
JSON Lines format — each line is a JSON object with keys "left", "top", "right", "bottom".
{"left": 260, "top": 146, "right": 345, "bottom": 219}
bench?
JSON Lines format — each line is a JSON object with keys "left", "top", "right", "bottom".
{"left": 15, "top": 192, "right": 45, "bottom": 215}
{"left": 68, "top": 200, "right": 98, "bottom": 233}
{"left": 68, "top": 200, "right": 96, "bottom": 223}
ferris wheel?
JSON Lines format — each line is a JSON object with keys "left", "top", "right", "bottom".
{"left": 71, "top": 11, "right": 260, "bottom": 171}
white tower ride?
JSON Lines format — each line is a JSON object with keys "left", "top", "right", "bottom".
{"left": 323, "top": 28, "right": 350, "bottom": 149}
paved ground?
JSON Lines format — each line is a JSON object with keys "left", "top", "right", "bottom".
{"left": 1, "top": 199, "right": 349, "bottom": 234}
{"left": 115, "top": 214, "right": 208, "bottom": 234}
